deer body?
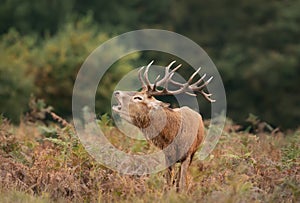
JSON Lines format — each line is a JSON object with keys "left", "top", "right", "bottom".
{"left": 113, "top": 61, "right": 214, "bottom": 191}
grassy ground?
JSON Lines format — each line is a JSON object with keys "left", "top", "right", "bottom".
{"left": 0, "top": 112, "right": 299, "bottom": 202}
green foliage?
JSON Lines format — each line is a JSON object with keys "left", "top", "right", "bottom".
{"left": 0, "top": 29, "right": 34, "bottom": 122}
{"left": 0, "top": 0, "right": 300, "bottom": 128}
{"left": 97, "top": 113, "right": 113, "bottom": 127}
{"left": 72, "top": 0, "right": 171, "bottom": 33}
{"left": 0, "top": 0, "right": 73, "bottom": 35}
{"left": 30, "top": 15, "right": 109, "bottom": 116}
{"left": 0, "top": 16, "right": 138, "bottom": 121}
{"left": 210, "top": 0, "right": 300, "bottom": 129}
{"left": 282, "top": 130, "right": 300, "bottom": 168}
{"left": 38, "top": 126, "right": 58, "bottom": 138}
{"left": 30, "top": 16, "right": 138, "bottom": 117}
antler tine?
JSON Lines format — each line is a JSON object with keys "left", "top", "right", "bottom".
{"left": 200, "top": 90, "right": 216, "bottom": 102}
{"left": 170, "top": 67, "right": 200, "bottom": 87}
{"left": 143, "top": 60, "right": 154, "bottom": 88}
{"left": 155, "top": 60, "right": 176, "bottom": 87}
{"left": 163, "top": 72, "right": 175, "bottom": 91}
{"left": 185, "top": 92, "right": 197, "bottom": 96}
{"left": 168, "top": 69, "right": 215, "bottom": 102}
{"left": 141, "top": 61, "right": 215, "bottom": 102}
{"left": 187, "top": 67, "right": 201, "bottom": 84}
{"left": 189, "top": 76, "right": 215, "bottom": 102}
{"left": 153, "top": 75, "right": 161, "bottom": 91}
{"left": 166, "top": 60, "right": 177, "bottom": 70}
{"left": 138, "top": 66, "right": 146, "bottom": 88}
{"left": 170, "top": 63, "right": 182, "bottom": 74}
{"left": 193, "top": 76, "right": 213, "bottom": 91}
{"left": 169, "top": 64, "right": 182, "bottom": 77}
{"left": 192, "top": 72, "right": 206, "bottom": 86}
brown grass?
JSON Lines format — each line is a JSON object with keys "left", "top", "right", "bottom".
{"left": 0, "top": 113, "right": 299, "bottom": 202}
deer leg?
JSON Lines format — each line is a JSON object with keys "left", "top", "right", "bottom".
{"left": 176, "top": 163, "right": 181, "bottom": 191}
{"left": 177, "top": 155, "right": 191, "bottom": 192}
{"left": 166, "top": 166, "right": 175, "bottom": 187}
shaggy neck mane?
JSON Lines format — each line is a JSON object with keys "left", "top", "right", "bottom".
{"left": 133, "top": 108, "right": 182, "bottom": 150}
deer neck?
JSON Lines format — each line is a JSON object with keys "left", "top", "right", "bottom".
{"left": 136, "top": 108, "right": 182, "bottom": 149}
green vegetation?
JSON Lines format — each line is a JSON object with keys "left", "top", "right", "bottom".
{"left": 0, "top": 0, "right": 299, "bottom": 128}
{"left": 0, "top": 16, "right": 138, "bottom": 122}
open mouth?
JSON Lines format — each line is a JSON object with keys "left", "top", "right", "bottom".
{"left": 111, "top": 91, "right": 132, "bottom": 123}
{"left": 112, "top": 105, "right": 121, "bottom": 112}
{"left": 112, "top": 96, "right": 132, "bottom": 122}
{"left": 112, "top": 96, "right": 122, "bottom": 112}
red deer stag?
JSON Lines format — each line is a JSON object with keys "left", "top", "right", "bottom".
{"left": 112, "top": 61, "right": 215, "bottom": 191}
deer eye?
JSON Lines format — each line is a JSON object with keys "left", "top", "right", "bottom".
{"left": 133, "top": 95, "right": 143, "bottom": 101}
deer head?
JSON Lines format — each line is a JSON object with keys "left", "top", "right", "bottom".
{"left": 112, "top": 60, "right": 214, "bottom": 127}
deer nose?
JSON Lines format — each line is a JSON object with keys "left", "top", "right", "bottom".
{"left": 114, "top": 91, "right": 120, "bottom": 96}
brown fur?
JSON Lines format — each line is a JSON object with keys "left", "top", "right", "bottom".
{"left": 113, "top": 90, "right": 205, "bottom": 191}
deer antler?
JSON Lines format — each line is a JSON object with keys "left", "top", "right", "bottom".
{"left": 138, "top": 61, "right": 216, "bottom": 102}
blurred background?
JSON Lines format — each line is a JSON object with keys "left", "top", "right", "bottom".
{"left": 0, "top": 0, "right": 299, "bottom": 129}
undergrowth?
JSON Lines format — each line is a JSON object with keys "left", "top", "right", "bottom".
{"left": 0, "top": 109, "right": 299, "bottom": 202}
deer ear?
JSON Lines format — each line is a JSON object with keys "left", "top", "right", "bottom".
{"left": 161, "top": 102, "right": 170, "bottom": 108}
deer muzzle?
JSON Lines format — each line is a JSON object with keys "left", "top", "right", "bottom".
{"left": 112, "top": 91, "right": 135, "bottom": 122}
{"left": 112, "top": 91, "right": 124, "bottom": 113}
